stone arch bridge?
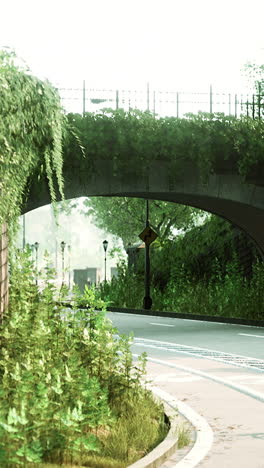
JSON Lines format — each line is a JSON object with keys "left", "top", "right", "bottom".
{"left": 23, "top": 158, "right": 264, "bottom": 256}
{"left": 1, "top": 142, "right": 264, "bottom": 318}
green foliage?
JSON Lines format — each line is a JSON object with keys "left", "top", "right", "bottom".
{"left": 82, "top": 197, "right": 199, "bottom": 244}
{"left": 104, "top": 256, "right": 264, "bottom": 320}
{"left": 149, "top": 215, "right": 259, "bottom": 289}
{"left": 64, "top": 109, "right": 264, "bottom": 187}
{"left": 0, "top": 49, "right": 65, "bottom": 227}
{"left": 0, "top": 250, "right": 166, "bottom": 466}
{"left": 177, "top": 423, "right": 192, "bottom": 449}
{"left": 101, "top": 390, "right": 167, "bottom": 464}
{"left": 101, "top": 215, "right": 264, "bottom": 320}
{"left": 99, "top": 260, "right": 144, "bottom": 309}
{"left": 242, "top": 62, "right": 264, "bottom": 118}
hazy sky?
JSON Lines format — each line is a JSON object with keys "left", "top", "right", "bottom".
{"left": 17, "top": 202, "right": 124, "bottom": 280}
{"left": 1, "top": 0, "right": 263, "bottom": 92}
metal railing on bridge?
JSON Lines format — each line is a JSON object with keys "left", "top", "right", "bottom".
{"left": 57, "top": 82, "right": 264, "bottom": 119}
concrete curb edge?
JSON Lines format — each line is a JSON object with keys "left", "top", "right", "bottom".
{"left": 128, "top": 385, "right": 213, "bottom": 468}
{"left": 151, "top": 387, "right": 214, "bottom": 468}
{"left": 107, "top": 306, "right": 264, "bottom": 328}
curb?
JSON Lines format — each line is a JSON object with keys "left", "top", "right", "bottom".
{"left": 127, "top": 388, "right": 179, "bottom": 468}
{"left": 107, "top": 306, "right": 264, "bottom": 328}
{"left": 151, "top": 387, "right": 213, "bottom": 468}
{"left": 127, "top": 385, "right": 214, "bottom": 468}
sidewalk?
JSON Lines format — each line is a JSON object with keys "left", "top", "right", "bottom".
{"left": 145, "top": 356, "right": 264, "bottom": 468}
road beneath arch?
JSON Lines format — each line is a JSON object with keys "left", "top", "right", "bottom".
{"left": 108, "top": 312, "right": 264, "bottom": 467}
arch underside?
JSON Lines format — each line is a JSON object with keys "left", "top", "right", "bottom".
{"left": 23, "top": 183, "right": 264, "bottom": 257}
{"left": 101, "top": 192, "right": 264, "bottom": 257}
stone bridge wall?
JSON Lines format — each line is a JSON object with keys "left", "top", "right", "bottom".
{"left": 0, "top": 223, "right": 8, "bottom": 320}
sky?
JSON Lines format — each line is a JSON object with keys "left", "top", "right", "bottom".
{"left": 17, "top": 202, "right": 125, "bottom": 282}
{"left": 1, "top": 0, "right": 264, "bottom": 95}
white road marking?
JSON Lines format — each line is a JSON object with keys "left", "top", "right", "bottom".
{"left": 149, "top": 322, "right": 175, "bottom": 327}
{"left": 183, "top": 319, "right": 226, "bottom": 324}
{"left": 239, "top": 333, "right": 264, "bottom": 338}
{"left": 155, "top": 375, "right": 203, "bottom": 383}
{"left": 133, "top": 354, "right": 264, "bottom": 403}
{"left": 228, "top": 374, "right": 263, "bottom": 380}
{"left": 227, "top": 375, "right": 264, "bottom": 385}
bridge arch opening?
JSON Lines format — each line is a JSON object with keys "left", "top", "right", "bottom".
{"left": 19, "top": 195, "right": 261, "bottom": 291}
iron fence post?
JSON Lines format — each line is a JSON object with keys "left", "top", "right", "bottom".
{"left": 258, "top": 82, "right": 262, "bottom": 120}
{"left": 147, "top": 82, "right": 150, "bottom": 111}
{"left": 83, "top": 80, "right": 86, "bottom": 116}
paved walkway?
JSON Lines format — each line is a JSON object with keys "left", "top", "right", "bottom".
{"left": 145, "top": 356, "right": 264, "bottom": 468}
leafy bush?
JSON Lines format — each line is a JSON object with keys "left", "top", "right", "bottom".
{"left": 98, "top": 260, "right": 144, "bottom": 309}
{"left": 103, "top": 254, "right": 264, "bottom": 320}
{"left": 0, "top": 251, "right": 166, "bottom": 466}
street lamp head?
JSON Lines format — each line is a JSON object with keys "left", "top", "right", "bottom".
{"left": 103, "top": 240, "right": 108, "bottom": 252}
{"left": 34, "top": 242, "right": 39, "bottom": 251}
{"left": 60, "top": 241, "right": 66, "bottom": 252}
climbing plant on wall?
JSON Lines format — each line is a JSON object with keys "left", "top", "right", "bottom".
{"left": 64, "top": 108, "right": 264, "bottom": 182}
{"left": 0, "top": 49, "right": 65, "bottom": 229}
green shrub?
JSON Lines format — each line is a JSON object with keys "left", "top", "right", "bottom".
{"left": 102, "top": 255, "right": 264, "bottom": 320}
{"left": 0, "top": 250, "right": 167, "bottom": 466}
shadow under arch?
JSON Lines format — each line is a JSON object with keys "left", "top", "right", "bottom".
{"left": 22, "top": 159, "right": 264, "bottom": 257}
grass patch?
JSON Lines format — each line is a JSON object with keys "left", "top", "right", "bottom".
{"left": 101, "top": 390, "right": 168, "bottom": 465}
{"left": 177, "top": 423, "right": 192, "bottom": 449}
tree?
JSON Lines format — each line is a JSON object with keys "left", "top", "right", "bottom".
{"left": 81, "top": 197, "right": 203, "bottom": 245}
{"left": 242, "top": 62, "right": 264, "bottom": 118}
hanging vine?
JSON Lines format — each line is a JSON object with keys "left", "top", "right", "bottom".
{"left": 0, "top": 49, "right": 65, "bottom": 228}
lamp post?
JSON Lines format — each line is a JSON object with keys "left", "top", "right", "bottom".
{"left": 102, "top": 240, "right": 108, "bottom": 282}
{"left": 60, "top": 241, "right": 66, "bottom": 285}
{"left": 143, "top": 200, "right": 152, "bottom": 310}
{"left": 34, "top": 242, "right": 39, "bottom": 286}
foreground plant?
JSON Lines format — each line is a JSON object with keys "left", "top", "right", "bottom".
{"left": 0, "top": 251, "right": 167, "bottom": 466}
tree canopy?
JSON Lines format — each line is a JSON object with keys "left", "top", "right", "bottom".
{"left": 0, "top": 49, "right": 65, "bottom": 227}
{"left": 242, "top": 61, "right": 264, "bottom": 118}
{"left": 81, "top": 197, "right": 203, "bottom": 245}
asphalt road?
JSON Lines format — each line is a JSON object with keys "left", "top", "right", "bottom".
{"left": 107, "top": 311, "right": 264, "bottom": 360}
{"left": 107, "top": 311, "right": 264, "bottom": 467}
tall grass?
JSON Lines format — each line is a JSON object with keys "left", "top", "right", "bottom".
{"left": 100, "top": 258, "right": 264, "bottom": 320}
{"left": 0, "top": 250, "right": 168, "bottom": 466}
